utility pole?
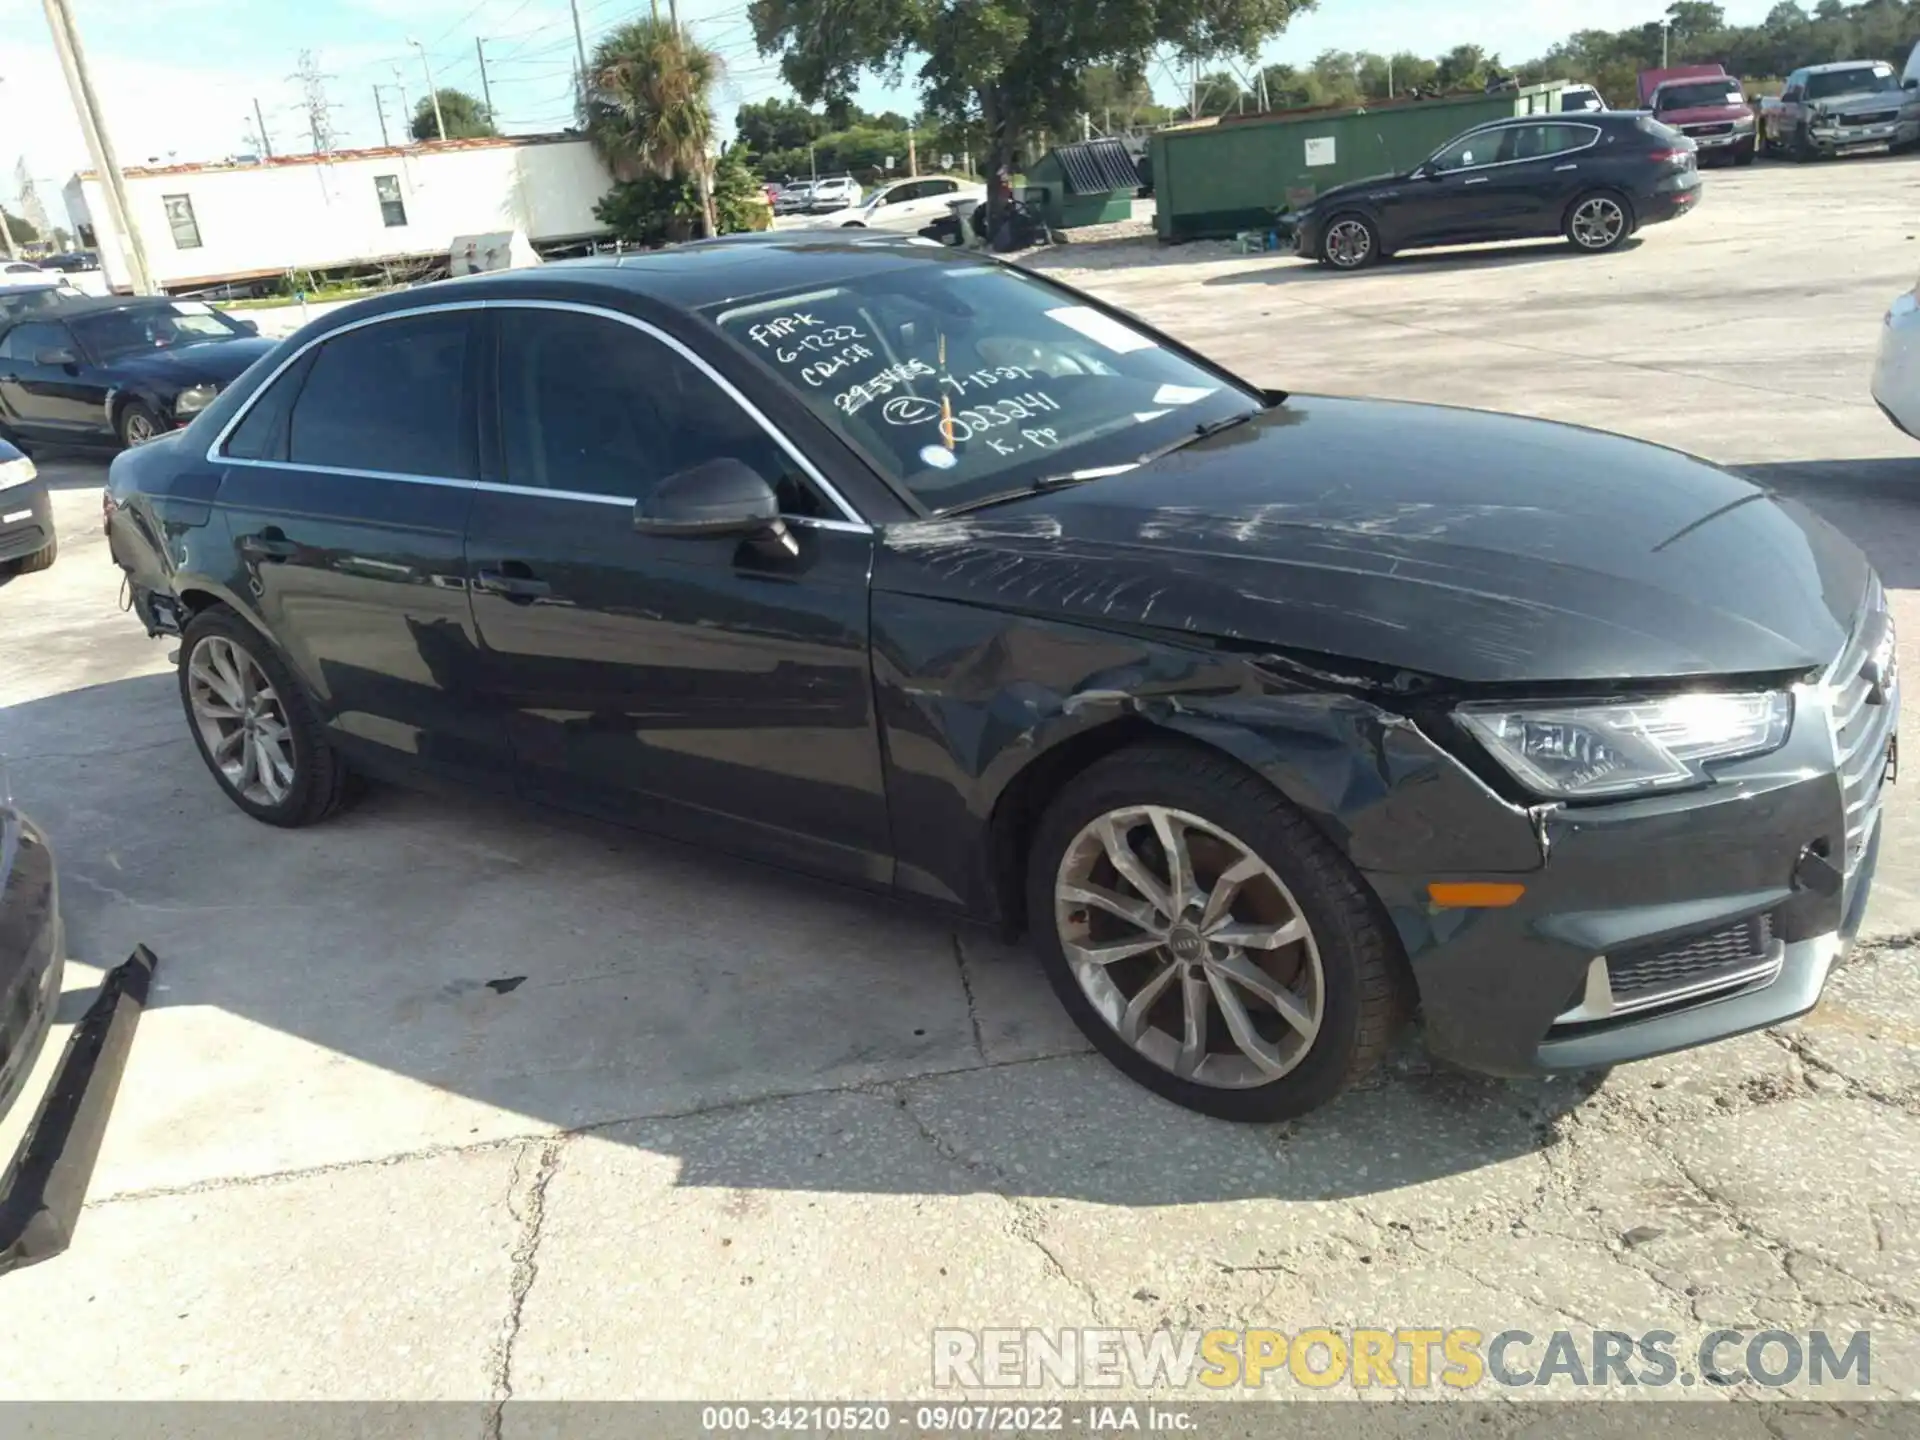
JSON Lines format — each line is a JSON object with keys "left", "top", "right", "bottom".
{"left": 372, "top": 85, "right": 390, "bottom": 147}
{"left": 407, "top": 38, "right": 446, "bottom": 141}
{"left": 1387, "top": 56, "right": 1394, "bottom": 98}
{"left": 568, "top": 0, "right": 590, "bottom": 103}
{"left": 41, "top": 0, "right": 152, "bottom": 292}
{"left": 907, "top": 125, "right": 917, "bottom": 175}
{"left": 392, "top": 66, "right": 411, "bottom": 143}
{"left": 475, "top": 38, "right": 494, "bottom": 124}
{"left": 252, "top": 96, "right": 274, "bottom": 158}
{"left": 1661, "top": 18, "right": 1671, "bottom": 68}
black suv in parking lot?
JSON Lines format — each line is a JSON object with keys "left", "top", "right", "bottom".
{"left": 1285, "top": 112, "right": 1702, "bottom": 271}
{"left": 103, "top": 239, "right": 1892, "bottom": 1123}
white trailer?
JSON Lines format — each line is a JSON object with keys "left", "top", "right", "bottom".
{"left": 63, "top": 134, "right": 616, "bottom": 294}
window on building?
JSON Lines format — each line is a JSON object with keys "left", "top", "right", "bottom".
{"left": 374, "top": 175, "right": 408, "bottom": 228}
{"left": 162, "top": 194, "right": 201, "bottom": 249}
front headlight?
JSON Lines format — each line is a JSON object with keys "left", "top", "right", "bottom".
{"left": 173, "top": 383, "right": 220, "bottom": 418}
{"left": 0, "top": 455, "right": 37, "bottom": 493}
{"left": 1457, "top": 691, "right": 1793, "bottom": 800}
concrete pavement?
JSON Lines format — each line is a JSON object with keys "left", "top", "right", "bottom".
{"left": 1, "top": 156, "right": 1918, "bottom": 1415}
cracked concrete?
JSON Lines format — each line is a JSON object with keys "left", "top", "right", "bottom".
{"left": 3, "top": 160, "right": 1920, "bottom": 1412}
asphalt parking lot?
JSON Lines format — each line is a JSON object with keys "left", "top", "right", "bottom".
{"left": 3, "top": 156, "right": 1920, "bottom": 1415}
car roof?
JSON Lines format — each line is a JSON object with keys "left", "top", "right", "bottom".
{"left": 1806, "top": 60, "right": 1889, "bottom": 72}
{"left": 340, "top": 236, "right": 980, "bottom": 317}
{"left": 1, "top": 294, "right": 191, "bottom": 321}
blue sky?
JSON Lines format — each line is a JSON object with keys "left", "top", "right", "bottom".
{"left": 0, "top": 0, "right": 1781, "bottom": 215}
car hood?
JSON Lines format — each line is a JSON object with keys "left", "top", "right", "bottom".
{"left": 1294, "top": 172, "right": 1403, "bottom": 214}
{"left": 108, "top": 336, "right": 275, "bottom": 388}
{"left": 873, "top": 396, "right": 1871, "bottom": 687}
{"left": 1812, "top": 89, "right": 1903, "bottom": 115}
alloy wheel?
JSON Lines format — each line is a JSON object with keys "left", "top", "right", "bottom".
{"left": 1053, "top": 805, "right": 1326, "bottom": 1089}
{"left": 122, "top": 410, "right": 156, "bottom": 445}
{"left": 1324, "top": 219, "right": 1373, "bottom": 268}
{"left": 1570, "top": 197, "right": 1626, "bottom": 250}
{"left": 187, "top": 635, "right": 296, "bottom": 806}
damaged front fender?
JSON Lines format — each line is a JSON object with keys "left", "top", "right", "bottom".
{"left": 869, "top": 591, "right": 1544, "bottom": 925}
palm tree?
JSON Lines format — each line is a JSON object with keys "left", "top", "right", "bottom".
{"left": 582, "top": 16, "right": 722, "bottom": 238}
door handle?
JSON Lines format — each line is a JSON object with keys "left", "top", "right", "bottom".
{"left": 1463, "top": 176, "right": 1490, "bottom": 185}
{"left": 1554, "top": 163, "right": 1579, "bottom": 172}
{"left": 475, "top": 568, "right": 552, "bottom": 602}
{"left": 238, "top": 533, "right": 298, "bottom": 561}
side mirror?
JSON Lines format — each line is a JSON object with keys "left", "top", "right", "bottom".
{"left": 34, "top": 347, "right": 75, "bottom": 367}
{"left": 1416, "top": 163, "right": 1443, "bottom": 181}
{"left": 633, "top": 457, "right": 796, "bottom": 554}
{"left": 235, "top": 318, "right": 260, "bottom": 335}
{"left": 1905, "top": 78, "right": 1919, "bottom": 90}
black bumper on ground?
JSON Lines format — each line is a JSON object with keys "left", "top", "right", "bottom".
{"left": 0, "top": 946, "right": 155, "bottom": 1277}
{"left": 0, "top": 482, "right": 52, "bottom": 564}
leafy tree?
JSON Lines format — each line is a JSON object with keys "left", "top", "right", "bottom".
{"left": 747, "top": 0, "right": 1319, "bottom": 226}
{"left": 1666, "top": 2, "right": 1728, "bottom": 34}
{"left": 735, "top": 97, "right": 828, "bottom": 155}
{"left": 1434, "top": 44, "right": 1492, "bottom": 90}
{"left": 583, "top": 17, "right": 722, "bottom": 238}
{"left": 1081, "top": 63, "right": 1158, "bottom": 127}
{"left": 410, "top": 88, "right": 498, "bottom": 141}
{"left": 594, "top": 147, "right": 770, "bottom": 245}
{"left": 1, "top": 211, "right": 35, "bottom": 245}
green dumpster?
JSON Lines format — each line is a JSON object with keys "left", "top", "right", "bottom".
{"left": 1151, "top": 83, "right": 1571, "bottom": 242}
{"left": 1024, "top": 138, "right": 1144, "bottom": 230}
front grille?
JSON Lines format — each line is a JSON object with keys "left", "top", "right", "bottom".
{"left": 1838, "top": 110, "right": 1899, "bottom": 127}
{"left": 1607, "top": 914, "right": 1775, "bottom": 1003}
{"left": 1828, "top": 590, "right": 1899, "bottom": 878}
{"left": 1684, "top": 122, "right": 1735, "bottom": 136}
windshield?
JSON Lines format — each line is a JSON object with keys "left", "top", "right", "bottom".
{"left": 1807, "top": 66, "right": 1898, "bottom": 99}
{"left": 708, "top": 260, "right": 1262, "bottom": 513}
{"left": 1656, "top": 80, "right": 1742, "bottom": 109}
{"left": 70, "top": 301, "right": 248, "bottom": 361}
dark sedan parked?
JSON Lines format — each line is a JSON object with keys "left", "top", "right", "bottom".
{"left": 1285, "top": 112, "right": 1702, "bottom": 271}
{"left": 105, "top": 239, "right": 1892, "bottom": 1121}
{"left": 0, "top": 436, "right": 53, "bottom": 574}
{"left": 0, "top": 296, "right": 271, "bottom": 452}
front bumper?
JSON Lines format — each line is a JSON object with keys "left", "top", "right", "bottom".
{"left": 1365, "top": 636, "right": 1895, "bottom": 1078}
{"left": 0, "top": 810, "right": 157, "bottom": 1277}
{"left": 1811, "top": 121, "right": 1901, "bottom": 150}
{"left": 0, "top": 482, "right": 52, "bottom": 564}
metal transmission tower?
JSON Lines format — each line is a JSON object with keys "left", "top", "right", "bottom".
{"left": 290, "top": 49, "right": 340, "bottom": 153}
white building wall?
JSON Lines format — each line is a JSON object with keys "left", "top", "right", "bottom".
{"left": 72, "top": 138, "right": 615, "bottom": 292}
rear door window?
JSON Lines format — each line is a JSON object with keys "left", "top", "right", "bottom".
{"left": 286, "top": 312, "right": 475, "bottom": 478}
{"left": 1, "top": 321, "right": 70, "bottom": 362}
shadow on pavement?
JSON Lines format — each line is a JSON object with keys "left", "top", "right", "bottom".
{"left": 1203, "top": 237, "right": 1646, "bottom": 287}
{"left": 2, "top": 670, "right": 1594, "bottom": 1205}
{"left": 1737, "top": 457, "right": 1920, "bottom": 592}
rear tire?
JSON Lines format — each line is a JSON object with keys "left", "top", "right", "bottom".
{"left": 1565, "top": 190, "right": 1631, "bottom": 253}
{"left": 1791, "top": 125, "right": 1821, "bottom": 163}
{"left": 8, "top": 534, "right": 55, "bottom": 574}
{"left": 1025, "top": 743, "right": 1404, "bottom": 1122}
{"left": 178, "top": 605, "right": 353, "bottom": 828}
{"left": 1318, "top": 212, "right": 1380, "bottom": 272}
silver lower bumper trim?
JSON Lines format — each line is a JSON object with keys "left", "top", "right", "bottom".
{"left": 1553, "top": 940, "right": 1787, "bottom": 1027}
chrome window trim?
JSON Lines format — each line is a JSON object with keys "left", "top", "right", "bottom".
{"left": 1425, "top": 121, "right": 1602, "bottom": 175}
{"left": 203, "top": 296, "right": 872, "bottom": 531}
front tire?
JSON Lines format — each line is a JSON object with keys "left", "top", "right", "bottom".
{"left": 116, "top": 400, "right": 162, "bottom": 449}
{"left": 1026, "top": 744, "right": 1404, "bottom": 1121}
{"left": 1565, "top": 191, "right": 1631, "bottom": 253}
{"left": 1318, "top": 212, "right": 1380, "bottom": 272}
{"left": 7, "top": 534, "right": 55, "bottom": 574}
{"left": 178, "top": 605, "right": 352, "bottom": 827}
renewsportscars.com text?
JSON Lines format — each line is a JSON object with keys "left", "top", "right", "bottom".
{"left": 932, "top": 1327, "right": 1872, "bottom": 1391}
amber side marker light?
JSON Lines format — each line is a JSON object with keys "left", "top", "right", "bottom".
{"left": 1427, "top": 882, "right": 1527, "bottom": 909}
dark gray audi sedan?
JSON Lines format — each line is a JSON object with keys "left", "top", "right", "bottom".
{"left": 103, "top": 237, "right": 1895, "bottom": 1121}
